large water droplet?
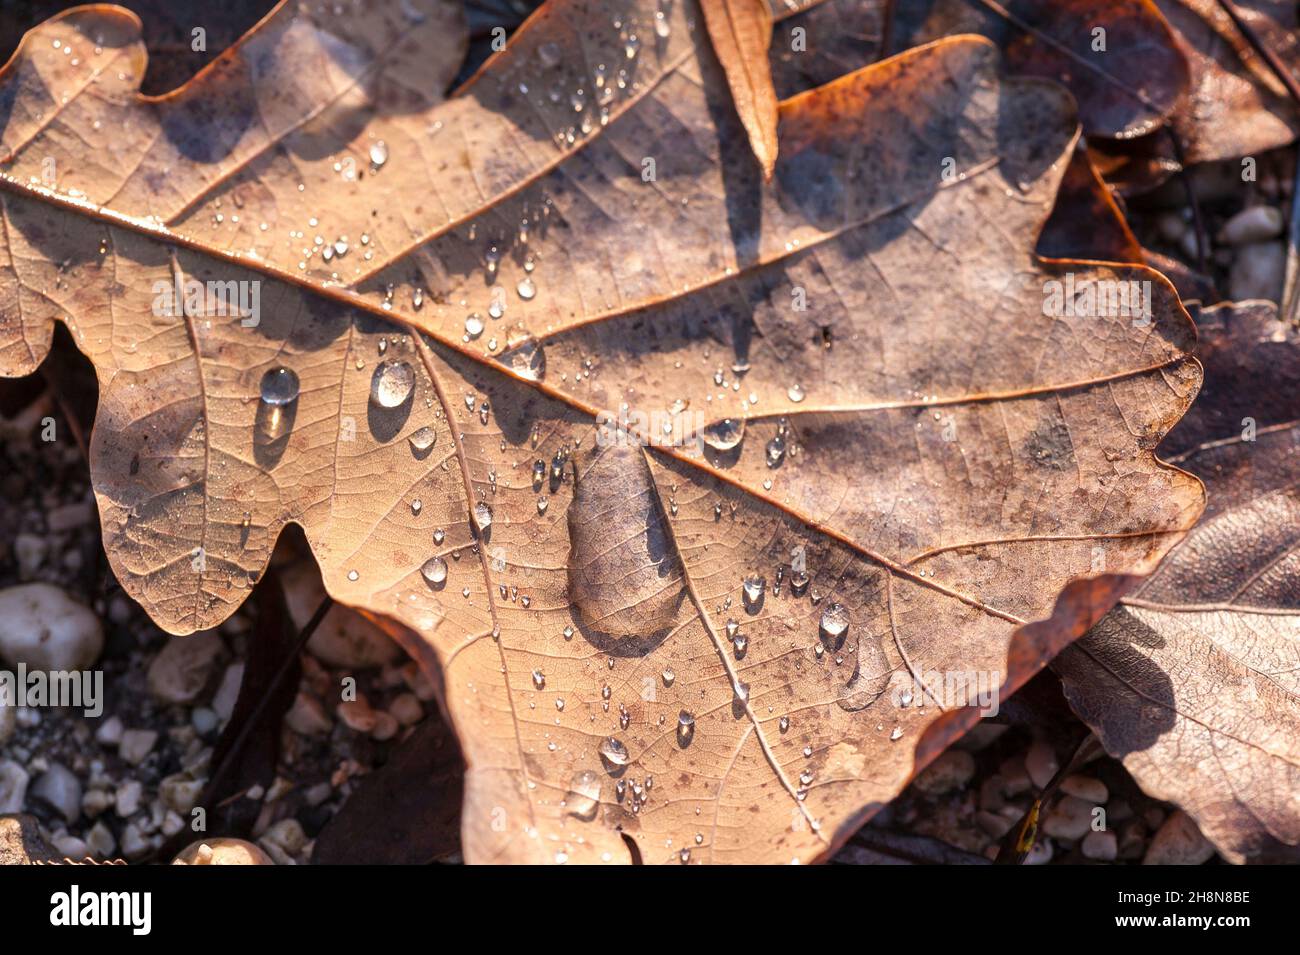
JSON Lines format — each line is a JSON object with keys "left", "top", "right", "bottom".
{"left": 820, "top": 602, "right": 849, "bottom": 641}
{"left": 599, "top": 736, "right": 629, "bottom": 769}
{"left": 766, "top": 434, "right": 786, "bottom": 468}
{"left": 259, "top": 367, "right": 299, "bottom": 406}
{"left": 677, "top": 710, "right": 695, "bottom": 746}
{"left": 370, "top": 360, "right": 415, "bottom": 408}
{"left": 566, "top": 770, "right": 601, "bottom": 821}
{"left": 421, "top": 556, "right": 447, "bottom": 587}
{"left": 408, "top": 427, "right": 436, "bottom": 453}
{"left": 702, "top": 418, "right": 745, "bottom": 452}
{"left": 503, "top": 335, "right": 546, "bottom": 381}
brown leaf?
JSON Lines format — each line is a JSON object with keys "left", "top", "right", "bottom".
{"left": 1158, "top": 0, "right": 1300, "bottom": 164}
{"left": 890, "top": 0, "right": 1190, "bottom": 139}
{"left": 701, "top": 0, "right": 779, "bottom": 178}
{"left": 0, "top": 1, "right": 1203, "bottom": 864}
{"left": 312, "top": 710, "right": 465, "bottom": 864}
{"left": 1055, "top": 301, "right": 1300, "bottom": 864}
{"left": 768, "top": 0, "right": 885, "bottom": 99}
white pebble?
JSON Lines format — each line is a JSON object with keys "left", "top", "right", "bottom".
{"left": 0, "top": 583, "right": 103, "bottom": 671}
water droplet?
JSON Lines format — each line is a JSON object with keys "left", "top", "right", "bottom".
{"left": 566, "top": 770, "right": 601, "bottom": 821}
{"left": 517, "top": 277, "right": 536, "bottom": 300}
{"left": 473, "top": 501, "right": 493, "bottom": 532}
{"left": 766, "top": 434, "right": 786, "bottom": 468}
{"left": 259, "top": 367, "right": 299, "bottom": 406}
{"left": 742, "top": 575, "right": 765, "bottom": 610}
{"left": 504, "top": 335, "right": 545, "bottom": 381}
{"left": 410, "top": 499, "right": 422, "bottom": 515}
{"left": 820, "top": 602, "right": 849, "bottom": 641}
{"left": 677, "top": 710, "right": 695, "bottom": 745}
{"left": 702, "top": 417, "right": 745, "bottom": 452}
{"left": 347, "top": 570, "right": 359, "bottom": 581}
{"left": 890, "top": 726, "right": 903, "bottom": 741}
{"left": 538, "top": 42, "right": 561, "bottom": 68}
{"left": 532, "top": 669, "right": 545, "bottom": 690}
{"left": 790, "top": 569, "right": 810, "bottom": 596}
{"left": 408, "top": 427, "right": 436, "bottom": 453}
{"left": 662, "top": 668, "right": 675, "bottom": 687}
{"left": 421, "top": 556, "right": 447, "bottom": 586}
{"left": 537, "top": 496, "right": 548, "bottom": 514}
{"left": 369, "top": 140, "right": 389, "bottom": 167}
{"left": 779, "top": 715, "right": 790, "bottom": 733}
{"left": 599, "top": 736, "right": 629, "bottom": 769}
{"left": 726, "top": 619, "right": 739, "bottom": 638}
{"left": 532, "top": 459, "right": 546, "bottom": 488}
{"left": 370, "top": 360, "right": 415, "bottom": 408}
{"left": 465, "top": 313, "right": 484, "bottom": 339}
{"left": 433, "top": 528, "right": 445, "bottom": 544}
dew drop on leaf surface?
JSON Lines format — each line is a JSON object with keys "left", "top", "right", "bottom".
{"left": 370, "top": 360, "right": 414, "bottom": 408}
{"left": 259, "top": 367, "right": 299, "bottom": 406}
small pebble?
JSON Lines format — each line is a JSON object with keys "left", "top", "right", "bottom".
{"left": 1228, "top": 240, "right": 1285, "bottom": 301}
{"left": 29, "top": 762, "right": 81, "bottom": 823}
{"left": 1082, "top": 829, "right": 1119, "bottom": 861}
{"left": 0, "top": 583, "right": 103, "bottom": 671}
{"left": 1059, "top": 774, "right": 1108, "bottom": 804}
{"left": 1144, "top": 810, "right": 1215, "bottom": 865}
{"left": 146, "top": 630, "right": 223, "bottom": 704}
{"left": 1024, "top": 740, "right": 1059, "bottom": 790}
{"left": 0, "top": 759, "right": 30, "bottom": 814}
{"left": 1218, "top": 205, "right": 1284, "bottom": 246}
{"left": 118, "top": 729, "right": 158, "bottom": 766}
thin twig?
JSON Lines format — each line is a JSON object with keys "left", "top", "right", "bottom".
{"left": 203, "top": 592, "right": 334, "bottom": 798}
{"left": 1163, "top": 129, "right": 1213, "bottom": 284}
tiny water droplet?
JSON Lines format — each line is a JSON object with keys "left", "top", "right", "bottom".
{"left": 532, "top": 669, "right": 545, "bottom": 690}
{"left": 369, "top": 140, "right": 389, "bottom": 167}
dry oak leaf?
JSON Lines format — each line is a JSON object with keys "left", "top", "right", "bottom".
{"left": 1056, "top": 301, "right": 1300, "bottom": 864}
{"left": 888, "top": 0, "right": 1190, "bottom": 140}
{"left": 1157, "top": 0, "right": 1300, "bottom": 165}
{"left": 699, "top": 0, "right": 779, "bottom": 179}
{"left": 0, "top": 0, "right": 1204, "bottom": 863}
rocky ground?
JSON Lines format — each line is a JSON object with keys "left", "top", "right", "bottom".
{"left": 1, "top": 142, "right": 1289, "bottom": 866}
